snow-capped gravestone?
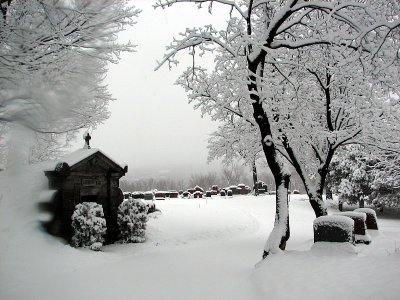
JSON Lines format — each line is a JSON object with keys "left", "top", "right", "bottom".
{"left": 313, "top": 215, "right": 354, "bottom": 244}
{"left": 193, "top": 191, "right": 203, "bottom": 198}
{"left": 354, "top": 208, "right": 379, "bottom": 230}
{"left": 335, "top": 211, "right": 371, "bottom": 244}
{"left": 44, "top": 142, "right": 128, "bottom": 244}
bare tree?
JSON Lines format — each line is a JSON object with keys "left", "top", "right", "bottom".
{"left": 207, "top": 118, "right": 264, "bottom": 190}
{"left": 220, "top": 163, "right": 245, "bottom": 186}
{"left": 189, "top": 172, "right": 219, "bottom": 190}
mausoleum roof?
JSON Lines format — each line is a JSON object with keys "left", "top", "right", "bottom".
{"left": 45, "top": 148, "right": 127, "bottom": 172}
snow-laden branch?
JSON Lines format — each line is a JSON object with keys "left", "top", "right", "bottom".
{"left": 155, "top": 27, "right": 237, "bottom": 71}
{"left": 332, "top": 128, "right": 363, "bottom": 151}
{"left": 178, "top": 67, "right": 256, "bottom": 126}
{"left": 291, "top": 1, "right": 368, "bottom": 15}
{"left": 270, "top": 37, "right": 359, "bottom": 50}
{"left": 153, "top": 0, "right": 246, "bottom": 18}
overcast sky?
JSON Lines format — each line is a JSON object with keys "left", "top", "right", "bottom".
{"left": 73, "top": 1, "right": 232, "bottom": 180}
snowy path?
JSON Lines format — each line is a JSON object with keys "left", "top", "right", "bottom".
{"left": 50, "top": 198, "right": 276, "bottom": 300}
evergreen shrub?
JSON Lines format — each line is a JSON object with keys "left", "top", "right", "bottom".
{"left": 118, "top": 199, "right": 148, "bottom": 243}
{"left": 71, "top": 202, "right": 106, "bottom": 251}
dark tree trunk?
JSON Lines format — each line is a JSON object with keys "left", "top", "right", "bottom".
{"left": 262, "top": 173, "right": 290, "bottom": 258}
{"left": 306, "top": 175, "right": 328, "bottom": 217}
{"left": 252, "top": 159, "right": 259, "bottom": 195}
{"left": 338, "top": 200, "right": 343, "bottom": 211}
{"left": 309, "top": 193, "right": 327, "bottom": 217}
{"left": 359, "top": 198, "right": 365, "bottom": 208}
{"left": 247, "top": 58, "right": 291, "bottom": 258}
{"left": 283, "top": 144, "right": 329, "bottom": 218}
{"left": 0, "top": 0, "right": 12, "bottom": 23}
{"left": 326, "top": 185, "right": 333, "bottom": 201}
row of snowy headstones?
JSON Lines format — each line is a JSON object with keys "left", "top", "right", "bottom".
{"left": 314, "top": 208, "right": 378, "bottom": 245}
{"left": 71, "top": 199, "right": 149, "bottom": 251}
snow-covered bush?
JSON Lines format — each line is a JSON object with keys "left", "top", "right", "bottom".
{"left": 71, "top": 202, "right": 106, "bottom": 251}
{"left": 118, "top": 199, "right": 148, "bottom": 243}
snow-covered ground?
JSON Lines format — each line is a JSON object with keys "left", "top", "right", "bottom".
{"left": 1, "top": 164, "right": 400, "bottom": 300}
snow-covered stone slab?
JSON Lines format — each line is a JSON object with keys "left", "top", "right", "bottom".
{"left": 354, "top": 208, "right": 379, "bottom": 230}
{"left": 335, "top": 211, "right": 371, "bottom": 244}
{"left": 313, "top": 215, "right": 354, "bottom": 244}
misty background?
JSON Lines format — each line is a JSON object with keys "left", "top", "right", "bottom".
{"left": 70, "top": 1, "right": 223, "bottom": 181}
{"left": 66, "top": 1, "right": 305, "bottom": 192}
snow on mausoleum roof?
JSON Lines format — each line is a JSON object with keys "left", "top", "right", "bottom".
{"left": 46, "top": 148, "right": 126, "bottom": 171}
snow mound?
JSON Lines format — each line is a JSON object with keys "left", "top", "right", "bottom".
{"left": 311, "top": 241, "right": 357, "bottom": 255}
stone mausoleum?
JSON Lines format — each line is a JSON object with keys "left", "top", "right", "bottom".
{"left": 44, "top": 138, "right": 127, "bottom": 244}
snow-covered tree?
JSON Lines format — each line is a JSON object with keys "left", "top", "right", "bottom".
{"left": 265, "top": 42, "right": 400, "bottom": 210}
{"left": 207, "top": 117, "right": 264, "bottom": 189}
{"left": 71, "top": 202, "right": 107, "bottom": 251}
{"left": 329, "top": 145, "right": 400, "bottom": 209}
{"left": 0, "top": 0, "right": 140, "bottom": 165}
{"left": 329, "top": 146, "right": 375, "bottom": 207}
{"left": 117, "top": 199, "right": 148, "bottom": 243}
{"left": 156, "top": 0, "right": 400, "bottom": 257}
{"left": 372, "top": 154, "right": 400, "bottom": 208}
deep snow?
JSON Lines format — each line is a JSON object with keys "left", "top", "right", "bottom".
{"left": 1, "top": 164, "right": 400, "bottom": 300}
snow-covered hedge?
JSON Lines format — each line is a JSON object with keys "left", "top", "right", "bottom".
{"left": 71, "top": 202, "right": 107, "bottom": 251}
{"left": 313, "top": 215, "right": 354, "bottom": 243}
{"left": 118, "top": 199, "right": 148, "bottom": 243}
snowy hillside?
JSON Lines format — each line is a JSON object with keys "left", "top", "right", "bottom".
{"left": 1, "top": 164, "right": 400, "bottom": 300}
